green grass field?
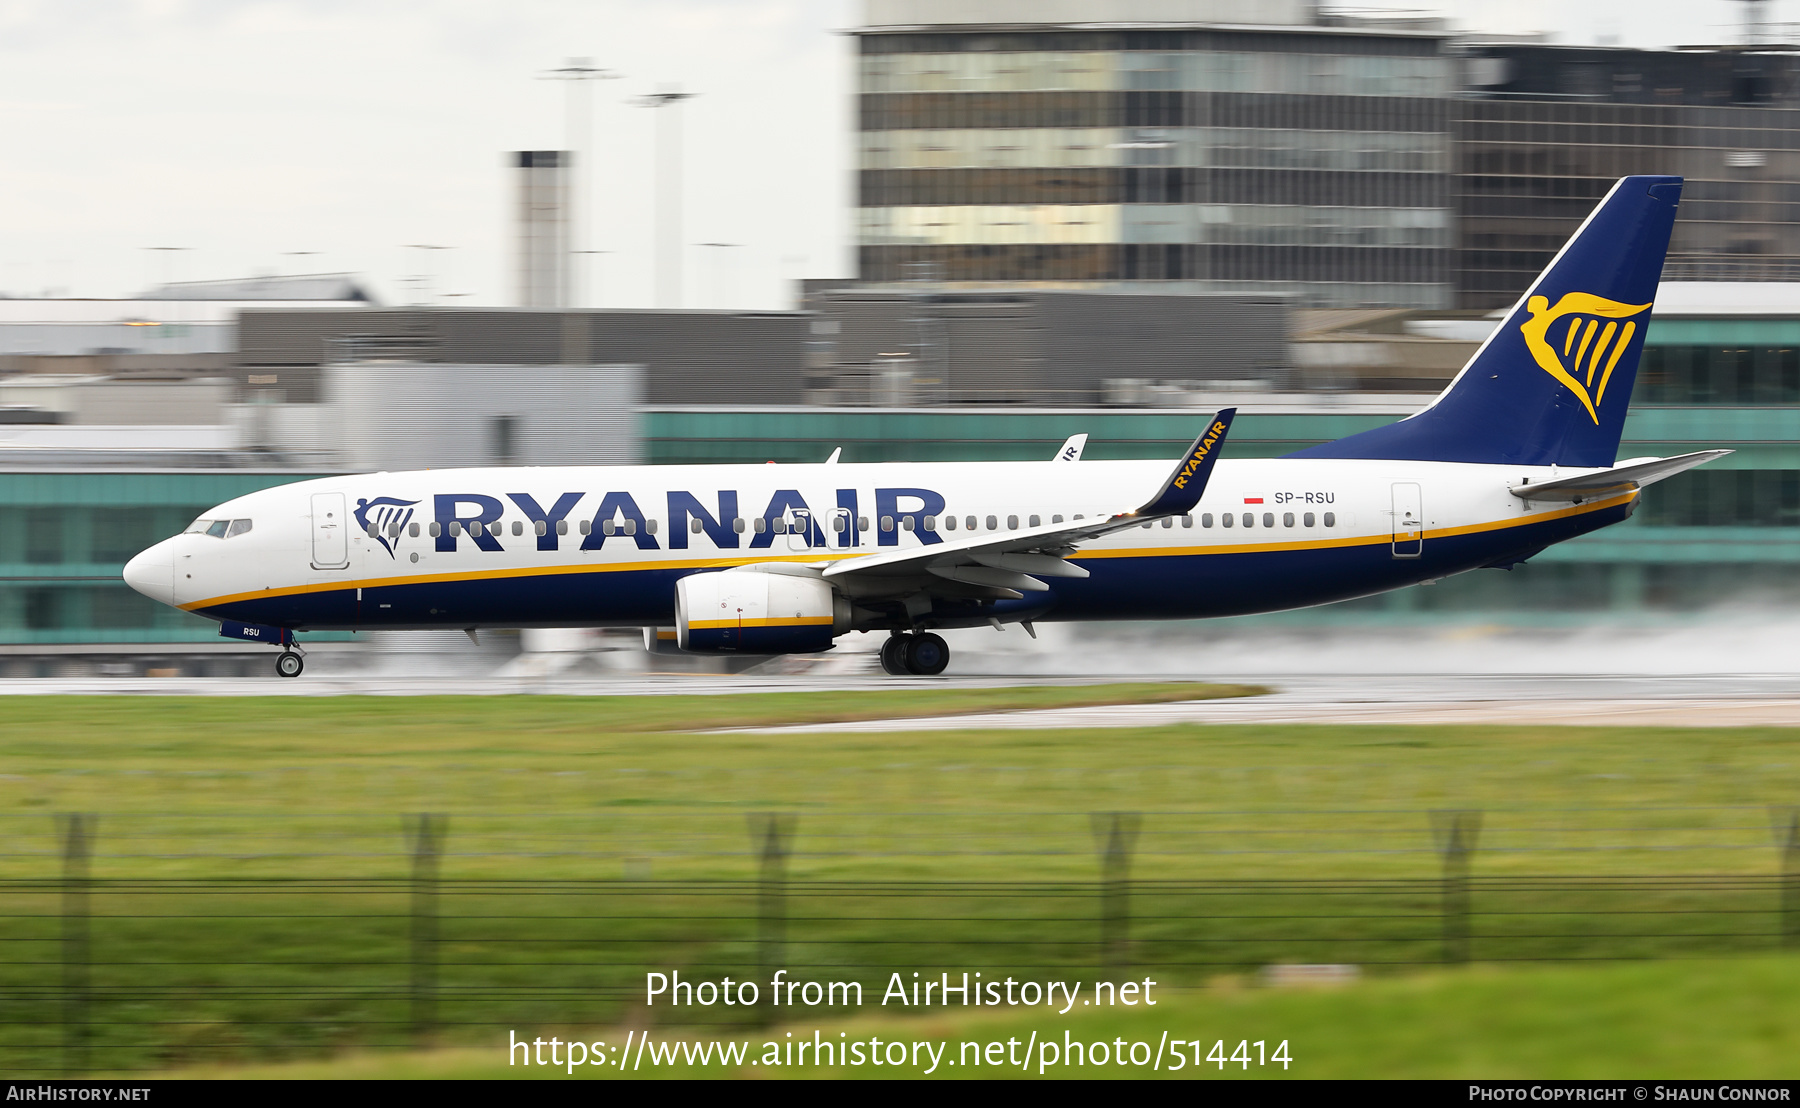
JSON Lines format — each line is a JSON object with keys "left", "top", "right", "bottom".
{"left": 148, "top": 955, "right": 1800, "bottom": 1080}
{"left": 0, "top": 689, "right": 1792, "bottom": 1076}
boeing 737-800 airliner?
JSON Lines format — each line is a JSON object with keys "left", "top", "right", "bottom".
{"left": 123, "top": 175, "right": 1726, "bottom": 677}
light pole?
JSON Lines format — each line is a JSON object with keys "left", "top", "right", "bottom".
{"left": 575, "top": 249, "right": 613, "bottom": 308}
{"left": 542, "top": 58, "right": 620, "bottom": 308}
{"left": 140, "top": 246, "right": 190, "bottom": 296}
{"left": 402, "top": 244, "right": 454, "bottom": 305}
{"left": 696, "top": 242, "right": 742, "bottom": 308}
{"left": 638, "top": 88, "right": 697, "bottom": 308}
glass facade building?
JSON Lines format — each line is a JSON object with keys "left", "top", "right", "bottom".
{"left": 0, "top": 472, "right": 331, "bottom": 648}
{"left": 1457, "top": 46, "right": 1800, "bottom": 309}
{"left": 856, "top": 27, "right": 1457, "bottom": 308}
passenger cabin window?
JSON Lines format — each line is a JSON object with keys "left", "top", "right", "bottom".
{"left": 901, "top": 516, "right": 915, "bottom": 531}
{"left": 880, "top": 516, "right": 894, "bottom": 532}
{"left": 225, "top": 519, "right": 252, "bottom": 538}
{"left": 985, "top": 515, "right": 997, "bottom": 530}
{"left": 1323, "top": 512, "right": 1336, "bottom": 527}
{"left": 579, "top": 520, "right": 592, "bottom": 535}
{"left": 732, "top": 518, "right": 745, "bottom": 533}
{"left": 557, "top": 520, "right": 568, "bottom": 535}
{"left": 429, "top": 522, "right": 442, "bottom": 538}
{"left": 602, "top": 520, "right": 615, "bottom": 536}
{"left": 1202, "top": 513, "right": 1214, "bottom": 527}
{"left": 1303, "top": 512, "right": 1315, "bottom": 527}
{"left": 1007, "top": 515, "right": 1019, "bottom": 530}
{"left": 1053, "top": 514, "right": 1063, "bottom": 524}
{"left": 944, "top": 516, "right": 957, "bottom": 531}
{"left": 754, "top": 517, "right": 768, "bottom": 534}
{"left": 858, "top": 516, "right": 869, "bottom": 531}
{"left": 537, "top": 521, "right": 549, "bottom": 537}
{"left": 922, "top": 515, "right": 936, "bottom": 531}
{"left": 1283, "top": 513, "right": 1295, "bottom": 527}
{"left": 690, "top": 518, "right": 704, "bottom": 534}
{"left": 512, "top": 521, "right": 523, "bottom": 536}
{"left": 1263, "top": 513, "right": 1274, "bottom": 528}
{"left": 1161, "top": 517, "right": 1172, "bottom": 528}
{"left": 410, "top": 522, "right": 421, "bottom": 538}
{"left": 1222, "top": 513, "right": 1233, "bottom": 528}
{"left": 1182, "top": 514, "right": 1193, "bottom": 528}
{"left": 966, "top": 515, "right": 977, "bottom": 530}
{"left": 1242, "top": 513, "right": 1253, "bottom": 527}
{"left": 1029, "top": 514, "right": 1040, "bottom": 527}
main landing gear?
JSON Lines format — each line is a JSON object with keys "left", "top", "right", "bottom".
{"left": 879, "top": 632, "right": 949, "bottom": 676}
{"left": 274, "top": 650, "right": 304, "bottom": 679}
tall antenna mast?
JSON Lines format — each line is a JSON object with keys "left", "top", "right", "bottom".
{"left": 638, "top": 88, "right": 698, "bottom": 309}
{"left": 542, "top": 58, "right": 621, "bottom": 308}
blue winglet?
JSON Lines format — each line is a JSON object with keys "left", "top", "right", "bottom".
{"left": 1137, "top": 408, "right": 1235, "bottom": 517}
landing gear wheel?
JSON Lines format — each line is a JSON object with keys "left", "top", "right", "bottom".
{"left": 903, "top": 632, "right": 949, "bottom": 676}
{"left": 879, "top": 634, "right": 913, "bottom": 676}
{"left": 275, "top": 651, "right": 304, "bottom": 679}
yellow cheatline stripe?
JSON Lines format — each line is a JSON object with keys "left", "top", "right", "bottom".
{"left": 1076, "top": 492, "right": 1635, "bottom": 560}
{"left": 687, "top": 616, "right": 833, "bottom": 630}
{"left": 181, "top": 493, "right": 1636, "bottom": 611}
{"left": 178, "top": 549, "right": 858, "bottom": 611}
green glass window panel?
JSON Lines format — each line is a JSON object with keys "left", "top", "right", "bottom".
{"left": 24, "top": 508, "right": 63, "bottom": 565}
{"left": 90, "top": 507, "right": 159, "bottom": 565}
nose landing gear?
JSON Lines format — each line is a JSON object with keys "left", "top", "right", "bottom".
{"left": 275, "top": 650, "right": 304, "bottom": 678}
{"left": 879, "top": 632, "right": 949, "bottom": 676}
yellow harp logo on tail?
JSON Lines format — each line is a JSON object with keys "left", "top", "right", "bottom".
{"left": 1519, "top": 292, "right": 1652, "bottom": 424}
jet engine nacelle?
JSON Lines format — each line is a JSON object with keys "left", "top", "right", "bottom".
{"left": 675, "top": 569, "right": 849, "bottom": 654}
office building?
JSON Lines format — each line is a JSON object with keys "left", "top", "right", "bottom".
{"left": 854, "top": 0, "right": 1456, "bottom": 307}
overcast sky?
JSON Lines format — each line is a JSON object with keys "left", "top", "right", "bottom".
{"left": 0, "top": 0, "right": 1765, "bottom": 310}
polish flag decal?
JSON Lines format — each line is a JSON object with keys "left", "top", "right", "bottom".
{"left": 1243, "top": 497, "right": 1264, "bottom": 504}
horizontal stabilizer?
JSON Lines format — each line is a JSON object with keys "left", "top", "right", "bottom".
{"left": 1510, "top": 449, "right": 1732, "bottom": 502}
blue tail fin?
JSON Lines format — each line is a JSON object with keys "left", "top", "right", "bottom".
{"left": 1291, "top": 175, "right": 1682, "bottom": 467}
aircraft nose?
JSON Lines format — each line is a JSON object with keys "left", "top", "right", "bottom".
{"left": 123, "top": 541, "right": 176, "bottom": 607}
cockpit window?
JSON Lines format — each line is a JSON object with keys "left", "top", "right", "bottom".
{"left": 184, "top": 518, "right": 210, "bottom": 534}
{"left": 226, "top": 519, "right": 253, "bottom": 538}
{"left": 205, "top": 520, "right": 229, "bottom": 538}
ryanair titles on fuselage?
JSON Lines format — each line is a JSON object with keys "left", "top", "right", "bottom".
{"left": 367, "top": 486, "right": 951, "bottom": 558}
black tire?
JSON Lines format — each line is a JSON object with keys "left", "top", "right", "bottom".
{"left": 879, "top": 634, "right": 912, "bottom": 676}
{"left": 275, "top": 652, "right": 304, "bottom": 679}
{"left": 904, "top": 632, "right": 949, "bottom": 676}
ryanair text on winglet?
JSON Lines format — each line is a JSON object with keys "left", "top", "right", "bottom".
{"left": 1171, "top": 420, "right": 1228, "bottom": 490}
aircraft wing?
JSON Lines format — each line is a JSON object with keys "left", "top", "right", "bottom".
{"left": 822, "top": 411, "right": 1233, "bottom": 600}
{"left": 1509, "top": 449, "right": 1731, "bottom": 502}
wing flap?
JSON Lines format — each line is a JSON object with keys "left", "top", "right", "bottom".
{"left": 821, "top": 413, "right": 1234, "bottom": 599}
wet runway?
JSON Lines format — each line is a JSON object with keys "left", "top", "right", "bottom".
{"left": 722, "top": 673, "right": 1800, "bottom": 732}
{"left": 0, "top": 670, "right": 1795, "bottom": 729}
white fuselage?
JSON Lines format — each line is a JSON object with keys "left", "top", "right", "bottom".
{"left": 123, "top": 457, "right": 1634, "bottom": 633}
